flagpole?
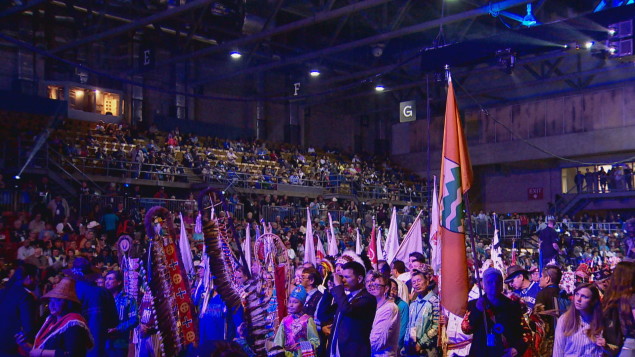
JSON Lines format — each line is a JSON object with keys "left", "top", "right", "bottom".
{"left": 463, "top": 193, "right": 490, "bottom": 345}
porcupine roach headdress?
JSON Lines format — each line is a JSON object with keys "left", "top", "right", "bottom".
{"left": 199, "top": 188, "right": 272, "bottom": 357}
{"left": 144, "top": 206, "right": 198, "bottom": 357}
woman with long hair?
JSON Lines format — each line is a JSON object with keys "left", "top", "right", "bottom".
{"left": 602, "top": 261, "right": 635, "bottom": 356}
{"left": 553, "top": 283, "right": 606, "bottom": 357}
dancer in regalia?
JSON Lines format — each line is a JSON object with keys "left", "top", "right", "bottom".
{"left": 272, "top": 285, "right": 320, "bottom": 357}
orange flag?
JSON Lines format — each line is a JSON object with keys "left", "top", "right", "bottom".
{"left": 439, "top": 75, "right": 473, "bottom": 317}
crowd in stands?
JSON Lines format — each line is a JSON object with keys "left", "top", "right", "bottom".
{"left": 50, "top": 120, "right": 427, "bottom": 202}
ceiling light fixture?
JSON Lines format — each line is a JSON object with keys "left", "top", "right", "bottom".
{"left": 230, "top": 51, "right": 242, "bottom": 59}
{"left": 309, "top": 69, "right": 320, "bottom": 77}
{"left": 375, "top": 84, "right": 385, "bottom": 92}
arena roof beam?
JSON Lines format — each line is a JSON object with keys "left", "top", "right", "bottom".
{"left": 153, "top": 0, "right": 395, "bottom": 69}
{"left": 190, "top": 0, "right": 535, "bottom": 86}
{"left": 49, "top": 0, "right": 214, "bottom": 54}
{"left": 0, "top": 0, "right": 49, "bottom": 19}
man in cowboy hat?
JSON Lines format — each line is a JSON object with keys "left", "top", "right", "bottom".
{"left": 65, "top": 257, "right": 117, "bottom": 357}
{"left": 505, "top": 264, "right": 540, "bottom": 311}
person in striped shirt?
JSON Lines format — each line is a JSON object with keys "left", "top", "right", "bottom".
{"left": 553, "top": 283, "right": 607, "bottom": 357}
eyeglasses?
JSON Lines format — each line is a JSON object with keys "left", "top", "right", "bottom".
{"left": 368, "top": 283, "right": 386, "bottom": 289}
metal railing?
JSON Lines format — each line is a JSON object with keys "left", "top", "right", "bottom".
{"left": 64, "top": 156, "right": 191, "bottom": 182}
{"left": 260, "top": 205, "right": 419, "bottom": 227}
{"left": 78, "top": 194, "right": 244, "bottom": 219}
{"left": 0, "top": 189, "right": 34, "bottom": 212}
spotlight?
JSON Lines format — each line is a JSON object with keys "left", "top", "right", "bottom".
{"left": 585, "top": 41, "right": 594, "bottom": 49}
{"left": 230, "top": 51, "right": 242, "bottom": 59}
{"left": 375, "top": 84, "right": 385, "bottom": 92}
{"left": 14, "top": 175, "right": 20, "bottom": 180}
{"left": 521, "top": 4, "right": 537, "bottom": 27}
{"left": 608, "top": 27, "right": 616, "bottom": 36}
{"left": 309, "top": 69, "right": 320, "bottom": 77}
{"left": 609, "top": 46, "right": 617, "bottom": 55}
{"left": 563, "top": 44, "right": 569, "bottom": 49}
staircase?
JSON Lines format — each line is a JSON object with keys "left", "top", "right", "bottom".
{"left": 556, "top": 190, "right": 635, "bottom": 216}
{"left": 183, "top": 167, "right": 203, "bottom": 184}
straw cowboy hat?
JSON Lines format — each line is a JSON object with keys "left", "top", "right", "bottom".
{"left": 43, "top": 277, "right": 80, "bottom": 304}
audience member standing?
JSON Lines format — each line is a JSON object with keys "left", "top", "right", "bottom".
{"left": 105, "top": 270, "right": 138, "bottom": 357}
{"left": 403, "top": 270, "right": 439, "bottom": 357}
{"left": 539, "top": 218, "right": 561, "bottom": 269}
{"left": 553, "top": 283, "right": 606, "bottom": 357}
{"left": 368, "top": 272, "right": 400, "bottom": 357}
{"left": 301, "top": 267, "right": 323, "bottom": 318}
{"left": 535, "top": 265, "right": 564, "bottom": 355}
{"left": 602, "top": 261, "right": 635, "bottom": 356}
{"left": 329, "top": 261, "right": 376, "bottom": 357}
{"left": 462, "top": 268, "right": 527, "bottom": 357}
{"left": 0, "top": 263, "right": 39, "bottom": 356}
{"left": 65, "top": 257, "right": 118, "bottom": 357}
{"left": 505, "top": 265, "right": 540, "bottom": 312}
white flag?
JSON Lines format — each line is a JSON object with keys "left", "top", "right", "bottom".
{"left": 355, "top": 228, "right": 363, "bottom": 255}
{"left": 393, "top": 211, "right": 424, "bottom": 264}
{"left": 430, "top": 176, "right": 441, "bottom": 273}
{"left": 304, "top": 208, "right": 317, "bottom": 266}
{"left": 243, "top": 225, "right": 252, "bottom": 274}
{"left": 384, "top": 207, "right": 400, "bottom": 263}
{"left": 491, "top": 222, "right": 505, "bottom": 276}
{"left": 178, "top": 213, "right": 194, "bottom": 276}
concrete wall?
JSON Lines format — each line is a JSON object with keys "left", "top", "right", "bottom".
{"left": 478, "top": 165, "right": 561, "bottom": 214}
{"left": 392, "top": 81, "right": 635, "bottom": 172}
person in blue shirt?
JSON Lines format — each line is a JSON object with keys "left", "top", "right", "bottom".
{"left": 505, "top": 265, "right": 541, "bottom": 312}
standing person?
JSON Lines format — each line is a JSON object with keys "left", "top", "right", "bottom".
{"left": 368, "top": 272, "right": 400, "bottom": 357}
{"left": 624, "top": 218, "right": 635, "bottom": 261}
{"left": 505, "top": 265, "right": 541, "bottom": 312}
{"left": 0, "top": 263, "right": 39, "bottom": 356}
{"left": 553, "top": 283, "right": 606, "bottom": 357}
{"left": 389, "top": 278, "right": 409, "bottom": 352}
{"left": 602, "top": 261, "right": 635, "bottom": 356}
{"left": 301, "top": 267, "right": 323, "bottom": 318}
{"left": 272, "top": 286, "right": 320, "bottom": 357}
{"left": 535, "top": 265, "right": 564, "bottom": 356}
{"left": 100, "top": 206, "right": 119, "bottom": 246}
{"left": 105, "top": 270, "right": 138, "bottom": 357}
{"left": 403, "top": 270, "right": 439, "bottom": 357}
{"left": 461, "top": 268, "right": 528, "bottom": 357}
{"left": 329, "top": 261, "right": 376, "bottom": 357}
{"left": 16, "top": 278, "right": 93, "bottom": 357}
{"left": 64, "top": 257, "right": 118, "bottom": 357}
{"left": 575, "top": 171, "right": 585, "bottom": 193}
{"left": 539, "top": 218, "right": 562, "bottom": 269}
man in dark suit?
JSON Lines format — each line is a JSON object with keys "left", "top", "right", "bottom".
{"left": 0, "top": 263, "right": 39, "bottom": 357}
{"left": 65, "top": 257, "right": 118, "bottom": 357}
{"left": 329, "top": 261, "right": 377, "bottom": 357}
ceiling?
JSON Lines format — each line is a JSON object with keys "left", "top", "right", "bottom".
{"left": 1, "top": 0, "right": 634, "bottom": 112}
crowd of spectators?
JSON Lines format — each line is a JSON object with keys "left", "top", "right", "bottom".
{"left": 573, "top": 166, "right": 634, "bottom": 193}
{"left": 51, "top": 120, "right": 427, "bottom": 202}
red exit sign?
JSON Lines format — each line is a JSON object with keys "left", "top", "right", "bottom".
{"left": 528, "top": 187, "right": 543, "bottom": 200}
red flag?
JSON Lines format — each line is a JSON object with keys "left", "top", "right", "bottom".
{"left": 368, "top": 223, "right": 378, "bottom": 269}
{"left": 439, "top": 75, "right": 473, "bottom": 317}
